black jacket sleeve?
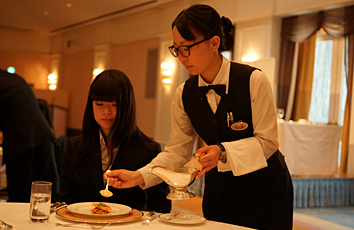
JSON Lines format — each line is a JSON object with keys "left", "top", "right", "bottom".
{"left": 59, "top": 136, "right": 82, "bottom": 204}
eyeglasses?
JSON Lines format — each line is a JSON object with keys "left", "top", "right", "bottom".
{"left": 168, "top": 38, "right": 210, "bottom": 57}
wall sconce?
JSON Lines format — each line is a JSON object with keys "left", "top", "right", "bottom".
{"left": 47, "top": 73, "right": 57, "bottom": 90}
{"left": 161, "top": 61, "right": 174, "bottom": 85}
{"left": 93, "top": 68, "right": 103, "bottom": 79}
{"left": 241, "top": 54, "right": 258, "bottom": 62}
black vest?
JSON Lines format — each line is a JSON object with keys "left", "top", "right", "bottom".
{"left": 182, "top": 62, "right": 256, "bottom": 146}
{"left": 182, "top": 63, "right": 294, "bottom": 229}
{"left": 182, "top": 62, "right": 257, "bottom": 194}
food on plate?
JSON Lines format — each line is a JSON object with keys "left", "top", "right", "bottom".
{"left": 91, "top": 202, "right": 112, "bottom": 214}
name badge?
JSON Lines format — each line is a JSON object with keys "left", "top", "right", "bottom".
{"left": 227, "top": 112, "right": 248, "bottom": 131}
{"left": 231, "top": 121, "right": 248, "bottom": 131}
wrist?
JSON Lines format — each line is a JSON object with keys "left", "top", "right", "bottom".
{"left": 134, "top": 171, "right": 145, "bottom": 186}
{"left": 217, "top": 143, "right": 227, "bottom": 163}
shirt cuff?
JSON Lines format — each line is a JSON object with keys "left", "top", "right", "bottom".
{"left": 138, "top": 164, "right": 163, "bottom": 190}
{"left": 223, "top": 138, "right": 268, "bottom": 176}
{"left": 217, "top": 159, "right": 232, "bottom": 171}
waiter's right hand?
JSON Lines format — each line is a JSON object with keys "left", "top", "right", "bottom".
{"left": 195, "top": 145, "right": 221, "bottom": 178}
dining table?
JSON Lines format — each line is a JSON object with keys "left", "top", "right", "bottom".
{"left": 277, "top": 119, "right": 342, "bottom": 176}
{"left": 0, "top": 202, "right": 253, "bottom": 230}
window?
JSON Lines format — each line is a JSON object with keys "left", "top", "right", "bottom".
{"left": 308, "top": 30, "right": 347, "bottom": 126}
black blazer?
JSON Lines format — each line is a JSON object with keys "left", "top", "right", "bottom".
{"left": 60, "top": 135, "right": 171, "bottom": 213}
{"left": 0, "top": 69, "right": 54, "bottom": 164}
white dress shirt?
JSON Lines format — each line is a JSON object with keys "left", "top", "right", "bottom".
{"left": 139, "top": 56, "right": 279, "bottom": 189}
{"left": 99, "top": 130, "right": 119, "bottom": 172}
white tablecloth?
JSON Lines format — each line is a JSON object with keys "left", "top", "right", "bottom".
{"left": 0, "top": 203, "right": 253, "bottom": 230}
{"left": 277, "top": 120, "right": 342, "bottom": 176}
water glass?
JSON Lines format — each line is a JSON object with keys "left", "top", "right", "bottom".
{"left": 29, "top": 181, "right": 52, "bottom": 222}
{"left": 277, "top": 108, "right": 285, "bottom": 119}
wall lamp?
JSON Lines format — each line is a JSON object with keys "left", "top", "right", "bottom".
{"left": 241, "top": 54, "right": 258, "bottom": 62}
{"left": 47, "top": 73, "right": 57, "bottom": 90}
{"left": 161, "top": 61, "right": 174, "bottom": 85}
{"left": 93, "top": 68, "right": 103, "bottom": 79}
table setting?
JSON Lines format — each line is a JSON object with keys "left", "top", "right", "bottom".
{"left": 0, "top": 166, "right": 253, "bottom": 229}
{"left": 0, "top": 202, "right": 254, "bottom": 229}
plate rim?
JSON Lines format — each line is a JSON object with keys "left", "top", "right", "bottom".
{"left": 158, "top": 213, "right": 206, "bottom": 225}
{"left": 65, "top": 202, "right": 133, "bottom": 217}
{"left": 56, "top": 207, "right": 143, "bottom": 224}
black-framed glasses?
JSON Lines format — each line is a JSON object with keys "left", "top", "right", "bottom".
{"left": 168, "top": 38, "right": 210, "bottom": 57}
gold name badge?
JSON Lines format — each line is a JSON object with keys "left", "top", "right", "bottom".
{"left": 231, "top": 121, "right": 248, "bottom": 131}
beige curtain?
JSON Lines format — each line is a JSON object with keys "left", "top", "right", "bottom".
{"left": 277, "top": 12, "right": 320, "bottom": 117}
{"left": 278, "top": 5, "right": 354, "bottom": 118}
{"left": 340, "top": 33, "right": 354, "bottom": 173}
{"left": 291, "top": 34, "right": 316, "bottom": 121}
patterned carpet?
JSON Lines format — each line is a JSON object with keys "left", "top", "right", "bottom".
{"left": 294, "top": 206, "right": 354, "bottom": 230}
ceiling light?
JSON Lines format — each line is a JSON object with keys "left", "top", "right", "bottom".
{"left": 43, "top": 10, "right": 49, "bottom": 16}
{"left": 66, "top": 3, "right": 72, "bottom": 8}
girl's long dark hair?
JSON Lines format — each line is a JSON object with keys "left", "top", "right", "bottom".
{"left": 72, "top": 69, "right": 148, "bottom": 178}
{"left": 172, "top": 4, "right": 234, "bottom": 52}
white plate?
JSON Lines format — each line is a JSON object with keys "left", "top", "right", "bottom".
{"left": 159, "top": 213, "right": 206, "bottom": 225}
{"left": 65, "top": 202, "right": 132, "bottom": 217}
{"left": 56, "top": 207, "right": 142, "bottom": 223}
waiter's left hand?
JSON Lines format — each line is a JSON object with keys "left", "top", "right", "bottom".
{"left": 195, "top": 145, "right": 221, "bottom": 178}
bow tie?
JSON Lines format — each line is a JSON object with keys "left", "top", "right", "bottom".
{"left": 199, "top": 84, "right": 226, "bottom": 98}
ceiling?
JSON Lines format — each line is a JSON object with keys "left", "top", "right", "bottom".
{"left": 0, "top": 0, "right": 178, "bottom": 34}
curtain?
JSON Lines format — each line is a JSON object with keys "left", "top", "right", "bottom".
{"left": 277, "top": 39, "right": 295, "bottom": 110}
{"left": 277, "top": 12, "right": 321, "bottom": 118}
{"left": 277, "top": 5, "right": 354, "bottom": 117}
{"left": 340, "top": 33, "right": 354, "bottom": 173}
{"left": 292, "top": 34, "right": 316, "bottom": 121}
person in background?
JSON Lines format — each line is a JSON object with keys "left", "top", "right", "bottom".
{"left": 106, "top": 4, "right": 293, "bottom": 229}
{"left": 0, "top": 69, "right": 60, "bottom": 202}
{"left": 0, "top": 131, "right": 3, "bottom": 145}
{"left": 60, "top": 69, "right": 171, "bottom": 213}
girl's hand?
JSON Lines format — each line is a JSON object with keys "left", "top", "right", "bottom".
{"left": 104, "top": 169, "right": 145, "bottom": 188}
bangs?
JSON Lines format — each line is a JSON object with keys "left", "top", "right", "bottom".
{"left": 89, "top": 77, "right": 119, "bottom": 102}
{"left": 176, "top": 23, "right": 196, "bottom": 41}
{"left": 173, "top": 11, "right": 196, "bottom": 41}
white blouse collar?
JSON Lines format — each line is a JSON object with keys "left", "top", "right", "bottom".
{"left": 198, "top": 56, "right": 230, "bottom": 94}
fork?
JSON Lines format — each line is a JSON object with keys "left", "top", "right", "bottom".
{"left": 165, "top": 211, "right": 179, "bottom": 221}
{"left": 141, "top": 211, "right": 158, "bottom": 226}
{"left": 55, "top": 222, "right": 111, "bottom": 229}
{"left": 51, "top": 202, "right": 67, "bottom": 214}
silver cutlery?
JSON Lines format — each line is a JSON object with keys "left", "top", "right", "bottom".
{"left": 0, "top": 219, "right": 13, "bottom": 229}
{"left": 55, "top": 222, "right": 111, "bottom": 229}
{"left": 51, "top": 202, "right": 60, "bottom": 208}
{"left": 100, "top": 170, "right": 113, "bottom": 197}
{"left": 165, "top": 211, "right": 179, "bottom": 221}
{"left": 50, "top": 202, "right": 67, "bottom": 213}
{"left": 141, "top": 211, "right": 158, "bottom": 226}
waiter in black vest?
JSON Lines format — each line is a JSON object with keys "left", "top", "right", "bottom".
{"left": 106, "top": 4, "right": 293, "bottom": 230}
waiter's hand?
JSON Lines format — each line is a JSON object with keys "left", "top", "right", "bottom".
{"left": 104, "top": 170, "right": 145, "bottom": 188}
{"left": 195, "top": 145, "right": 221, "bottom": 178}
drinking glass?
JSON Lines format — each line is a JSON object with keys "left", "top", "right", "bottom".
{"left": 29, "top": 181, "right": 52, "bottom": 222}
{"left": 277, "top": 108, "right": 285, "bottom": 119}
